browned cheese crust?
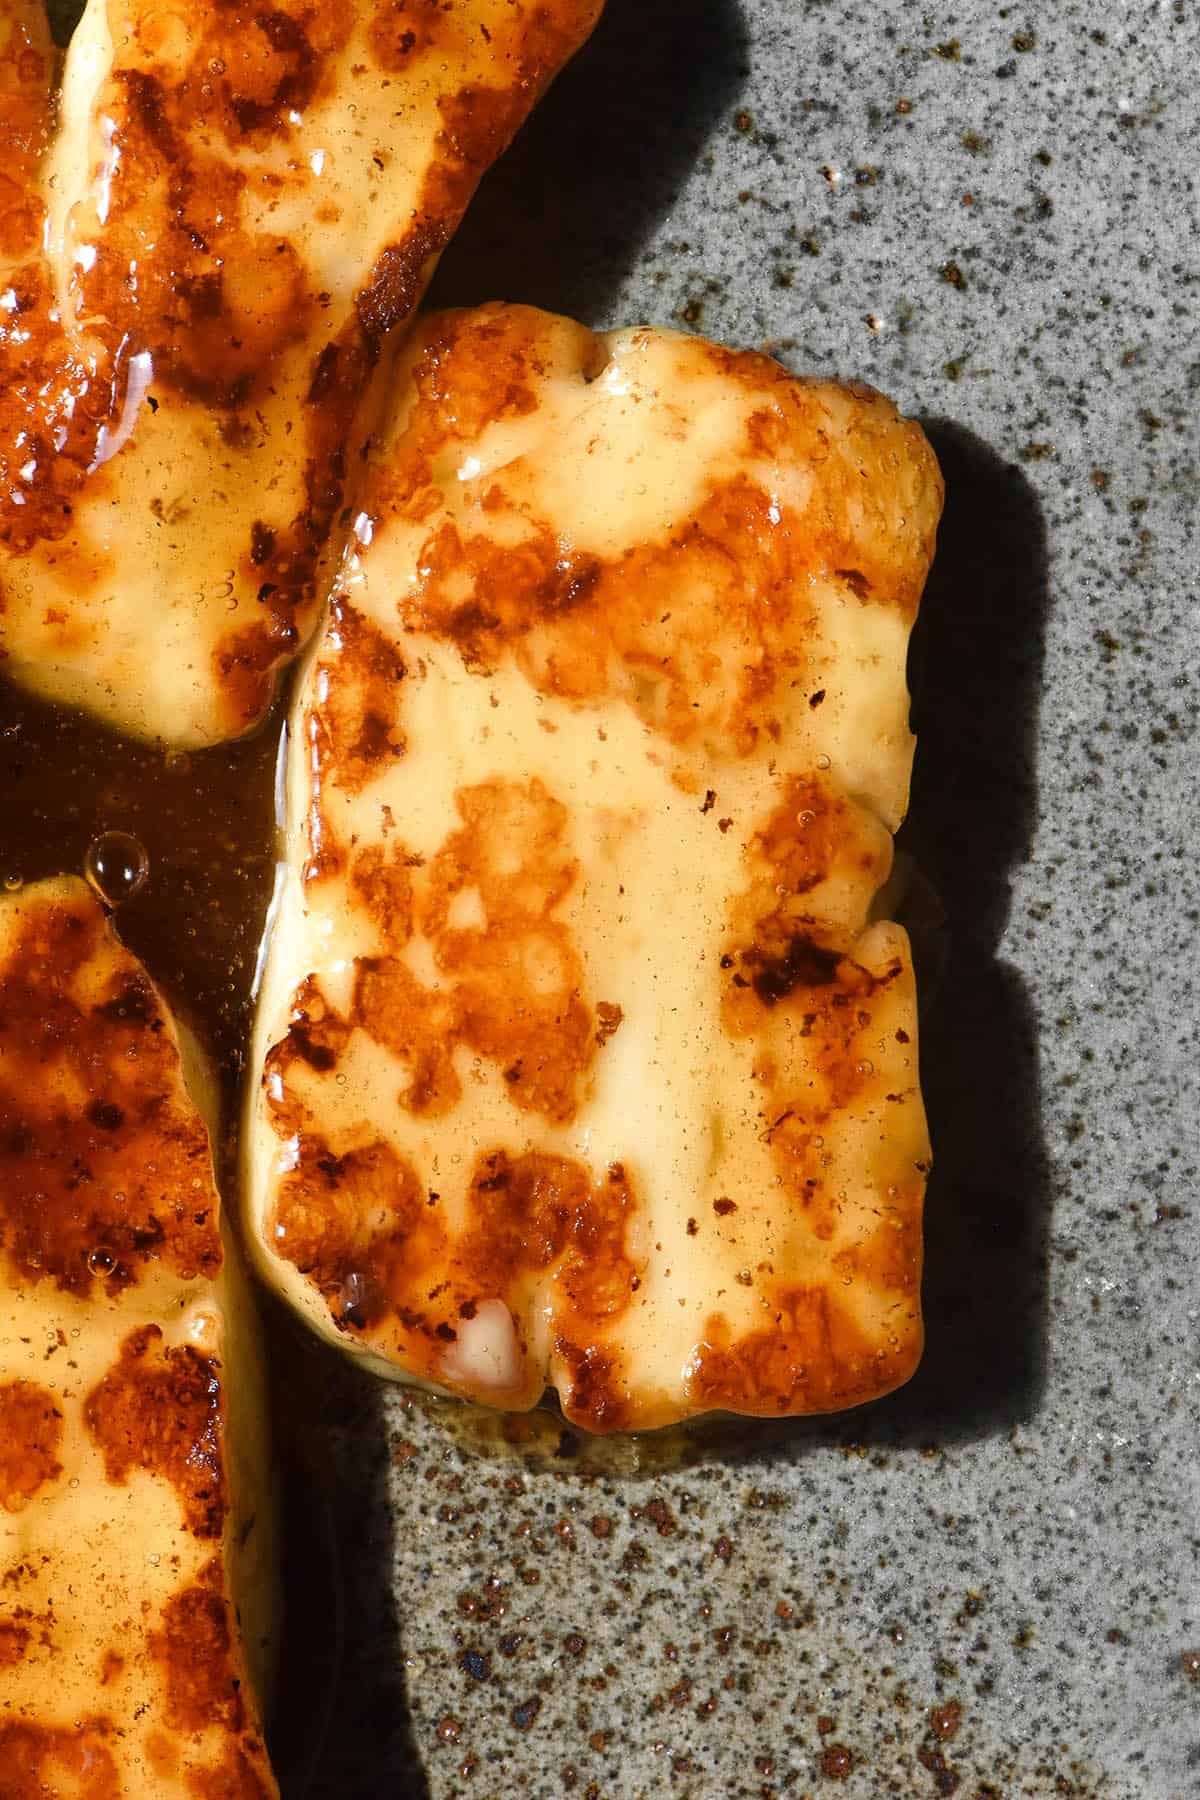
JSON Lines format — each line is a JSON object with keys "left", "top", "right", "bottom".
{"left": 248, "top": 304, "right": 944, "bottom": 1433}
{"left": 0, "top": 878, "right": 276, "bottom": 1796}
{"left": 0, "top": 0, "right": 602, "bottom": 744}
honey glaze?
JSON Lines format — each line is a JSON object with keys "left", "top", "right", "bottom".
{"left": 1, "top": 0, "right": 605, "bottom": 747}
{"left": 0, "top": 675, "right": 278, "bottom": 1105}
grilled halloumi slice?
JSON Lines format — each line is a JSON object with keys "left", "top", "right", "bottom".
{"left": 0, "top": 878, "right": 277, "bottom": 1794}
{"left": 247, "top": 304, "right": 944, "bottom": 1433}
{"left": 0, "top": 0, "right": 601, "bottom": 747}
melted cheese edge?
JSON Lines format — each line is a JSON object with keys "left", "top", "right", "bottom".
{"left": 0, "top": 0, "right": 601, "bottom": 746}
{"left": 247, "top": 310, "right": 941, "bottom": 1431}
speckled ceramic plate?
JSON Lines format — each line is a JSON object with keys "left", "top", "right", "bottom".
{"left": 292, "top": 4, "right": 1199, "bottom": 1794}
{"left": 16, "top": 2, "right": 1198, "bottom": 1796}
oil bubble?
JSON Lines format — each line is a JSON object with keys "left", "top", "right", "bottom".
{"left": 84, "top": 831, "right": 149, "bottom": 907}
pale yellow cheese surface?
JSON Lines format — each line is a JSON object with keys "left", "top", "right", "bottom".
{"left": 0, "top": 0, "right": 601, "bottom": 746}
{"left": 0, "top": 877, "right": 276, "bottom": 1796}
{"left": 247, "top": 304, "right": 943, "bottom": 1432}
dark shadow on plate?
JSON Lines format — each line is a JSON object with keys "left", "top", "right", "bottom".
{"left": 268, "top": 1296, "right": 430, "bottom": 1800}
{"left": 724, "top": 423, "right": 1051, "bottom": 1461}
{"left": 747, "top": 420, "right": 1052, "bottom": 1459}
{"left": 871, "top": 420, "right": 1051, "bottom": 1445}
{"left": 427, "top": 0, "right": 750, "bottom": 326}
{"left": 369, "top": 424, "right": 1052, "bottom": 1493}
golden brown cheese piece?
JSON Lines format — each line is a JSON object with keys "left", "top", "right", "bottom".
{"left": 0, "top": 878, "right": 277, "bottom": 1795}
{"left": 247, "top": 304, "right": 944, "bottom": 1433}
{"left": 0, "top": 0, "right": 601, "bottom": 746}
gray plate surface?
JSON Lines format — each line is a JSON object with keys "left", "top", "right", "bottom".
{"left": 291, "top": 3, "right": 1199, "bottom": 1794}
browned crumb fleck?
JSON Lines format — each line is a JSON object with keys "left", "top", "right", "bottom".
{"left": 929, "top": 1699, "right": 963, "bottom": 1740}
{"left": 819, "top": 1742, "right": 854, "bottom": 1779}
{"left": 594, "top": 1002, "right": 624, "bottom": 1046}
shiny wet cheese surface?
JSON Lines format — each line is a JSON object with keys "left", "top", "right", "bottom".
{"left": 0, "top": 0, "right": 601, "bottom": 747}
{"left": 247, "top": 304, "right": 943, "bottom": 1432}
{"left": 0, "top": 878, "right": 276, "bottom": 1796}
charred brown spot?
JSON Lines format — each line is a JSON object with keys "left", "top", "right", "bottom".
{"left": 0, "top": 1381, "right": 63, "bottom": 1512}
{"left": 595, "top": 1002, "right": 624, "bottom": 1045}
{"left": 0, "top": 250, "right": 115, "bottom": 558}
{"left": 747, "top": 935, "right": 842, "bottom": 1005}
{"left": 554, "top": 1336, "right": 629, "bottom": 1433}
{"left": 85, "top": 1325, "right": 227, "bottom": 1538}
{"left": 349, "top": 846, "right": 415, "bottom": 949}
{"left": 249, "top": 521, "right": 277, "bottom": 567}
{"left": 299, "top": 776, "right": 599, "bottom": 1124}
{"left": 835, "top": 567, "right": 872, "bottom": 600}
{"left": 306, "top": 342, "right": 341, "bottom": 406}
{"left": 395, "top": 306, "right": 550, "bottom": 451}
{"left": 0, "top": 1609, "right": 50, "bottom": 1668}
{"left": 311, "top": 598, "right": 407, "bottom": 799}
{"left": 688, "top": 1286, "right": 905, "bottom": 1418}
{"left": 86, "top": 1099, "right": 125, "bottom": 1131}
{"left": 356, "top": 226, "right": 449, "bottom": 352}
{"left": 88, "top": 67, "right": 315, "bottom": 408}
{"left": 0, "top": 895, "right": 221, "bottom": 1295}
{"left": 0, "top": 1721, "right": 120, "bottom": 1799}
{"left": 0, "top": 1, "right": 603, "bottom": 745}
{"left": 266, "top": 1137, "right": 426, "bottom": 1333}
{"left": 365, "top": 308, "right": 936, "bottom": 766}
{"left": 268, "top": 1132, "right": 639, "bottom": 1402}
{"left": 380, "top": 464, "right": 819, "bottom": 753}
{"left": 723, "top": 777, "right": 889, "bottom": 1019}
{"left": 153, "top": 1560, "right": 243, "bottom": 1734}
{"left": 0, "top": 10, "right": 51, "bottom": 259}
{"left": 369, "top": 0, "right": 466, "bottom": 70}
{"left": 117, "top": 66, "right": 180, "bottom": 159}
{"left": 713, "top": 775, "right": 925, "bottom": 1251}
{"left": 227, "top": 8, "right": 323, "bottom": 133}
{"left": 185, "top": 1750, "right": 276, "bottom": 1799}
{"left": 285, "top": 1022, "right": 339, "bottom": 1072}
{"left": 465, "top": 1151, "right": 638, "bottom": 1323}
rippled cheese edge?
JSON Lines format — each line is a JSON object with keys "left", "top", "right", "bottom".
{"left": 245, "top": 307, "right": 942, "bottom": 1432}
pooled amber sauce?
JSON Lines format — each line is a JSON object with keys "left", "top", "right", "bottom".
{"left": 0, "top": 669, "right": 329, "bottom": 1777}
{"left": 0, "top": 677, "right": 279, "bottom": 1106}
